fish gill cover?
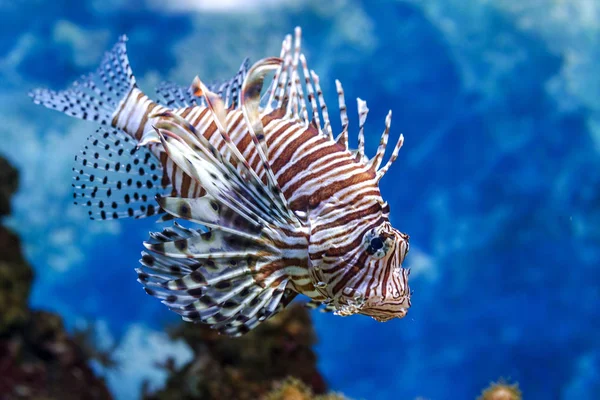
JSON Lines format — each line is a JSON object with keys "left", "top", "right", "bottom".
{"left": 0, "top": 0, "right": 599, "bottom": 399}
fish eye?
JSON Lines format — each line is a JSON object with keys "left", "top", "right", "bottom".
{"left": 370, "top": 237, "right": 384, "bottom": 251}
{"left": 364, "top": 230, "right": 392, "bottom": 259}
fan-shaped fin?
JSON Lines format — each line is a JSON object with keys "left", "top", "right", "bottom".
{"left": 138, "top": 223, "right": 297, "bottom": 336}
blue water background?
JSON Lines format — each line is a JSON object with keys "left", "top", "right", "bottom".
{"left": 0, "top": 0, "right": 599, "bottom": 398}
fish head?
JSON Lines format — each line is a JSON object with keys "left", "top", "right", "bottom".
{"left": 308, "top": 214, "right": 411, "bottom": 321}
{"left": 342, "top": 223, "right": 411, "bottom": 321}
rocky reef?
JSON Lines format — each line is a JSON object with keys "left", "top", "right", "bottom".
{"left": 145, "top": 303, "right": 344, "bottom": 400}
{"left": 0, "top": 156, "right": 112, "bottom": 399}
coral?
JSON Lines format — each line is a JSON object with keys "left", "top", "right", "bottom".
{"left": 0, "top": 157, "right": 32, "bottom": 333}
{"left": 0, "top": 156, "right": 112, "bottom": 400}
{"left": 146, "top": 304, "right": 329, "bottom": 400}
{"left": 477, "top": 379, "right": 522, "bottom": 400}
{"left": 263, "top": 377, "right": 348, "bottom": 400}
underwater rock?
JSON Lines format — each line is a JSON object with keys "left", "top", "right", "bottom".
{"left": 0, "top": 311, "right": 113, "bottom": 400}
{"left": 146, "top": 304, "right": 329, "bottom": 400}
{"left": 0, "top": 225, "right": 33, "bottom": 333}
{"left": 0, "top": 156, "right": 32, "bottom": 334}
{"left": 0, "top": 156, "right": 112, "bottom": 400}
{"left": 0, "top": 156, "right": 18, "bottom": 218}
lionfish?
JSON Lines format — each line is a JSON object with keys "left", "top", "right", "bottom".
{"left": 31, "top": 27, "right": 411, "bottom": 336}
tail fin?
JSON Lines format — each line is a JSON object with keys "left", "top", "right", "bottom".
{"left": 29, "top": 35, "right": 136, "bottom": 126}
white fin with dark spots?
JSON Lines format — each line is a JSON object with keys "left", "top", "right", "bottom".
{"left": 72, "top": 127, "right": 170, "bottom": 220}
{"left": 30, "top": 35, "right": 136, "bottom": 126}
{"left": 155, "top": 81, "right": 202, "bottom": 109}
{"left": 156, "top": 58, "right": 249, "bottom": 110}
{"left": 210, "top": 57, "right": 249, "bottom": 110}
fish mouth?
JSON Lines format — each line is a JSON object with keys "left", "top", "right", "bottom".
{"left": 369, "top": 313, "right": 402, "bottom": 322}
{"left": 360, "top": 301, "right": 410, "bottom": 321}
{"left": 359, "top": 285, "right": 411, "bottom": 321}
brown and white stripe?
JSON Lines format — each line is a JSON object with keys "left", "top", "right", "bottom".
{"left": 109, "top": 27, "right": 410, "bottom": 319}
{"left": 32, "top": 27, "right": 411, "bottom": 330}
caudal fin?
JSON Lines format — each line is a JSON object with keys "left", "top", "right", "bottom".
{"left": 29, "top": 35, "right": 136, "bottom": 126}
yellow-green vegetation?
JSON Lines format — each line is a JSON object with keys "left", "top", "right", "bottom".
{"left": 477, "top": 379, "right": 522, "bottom": 400}
{"left": 263, "top": 377, "right": 348, "bottom": 400}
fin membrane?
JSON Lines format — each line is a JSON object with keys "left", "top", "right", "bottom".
{"left": 30, "top": 35, "right": 136, "bottom": 125}
{"left": 156, "top": 58, "right": 249, "bottom": 110}
{"left": 138, "top": 221, "right": 293, "bottom": 336}
{"left": 155, "top": 82, "right": 201, "bottom": 109}
{"left": 136, "top": 90, "right": 307, "bottom": 336}
{"left": 72, "top": 127, "right": 170, "bottom": 220}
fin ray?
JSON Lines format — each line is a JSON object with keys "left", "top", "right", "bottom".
{"left": 138, "top": 222, "right": 294, "bottom": 336}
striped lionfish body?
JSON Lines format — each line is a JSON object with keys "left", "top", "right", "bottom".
{"left": 31, "top": 27, "right": 411, "bottom": 336}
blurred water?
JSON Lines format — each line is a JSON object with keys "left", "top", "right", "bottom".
{"left": 1, "top": 0, "right": 599, "bottom": 399}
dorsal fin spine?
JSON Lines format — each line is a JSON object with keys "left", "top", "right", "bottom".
{"left": 310, "top": 71, "right": 333, "bottom": 139}
{"left": 241, "top": 58, "right": 298, "bottom": 223}
{"left": 369, "top": 110, "right": 393, "bottom": 171}
{"left": 356, "top": 98, "right": 369, "bottom": 162}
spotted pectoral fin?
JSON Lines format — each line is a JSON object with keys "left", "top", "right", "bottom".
{"left": 72, "top": 127, "right": 169, "bottom": 220}
{"left": 138, "top": 222, "right": 294, "bottom": 336}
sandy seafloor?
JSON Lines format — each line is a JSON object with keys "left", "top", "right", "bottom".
{"left": 1, "top": 0, "right": 599, "bottom": 398}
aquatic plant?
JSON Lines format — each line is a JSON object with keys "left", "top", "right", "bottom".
{"left": 477, "top": 379, "right": 522, "bottom": 400}
{"left": 263, "top": 377, "right": 348, "bottom": 400}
